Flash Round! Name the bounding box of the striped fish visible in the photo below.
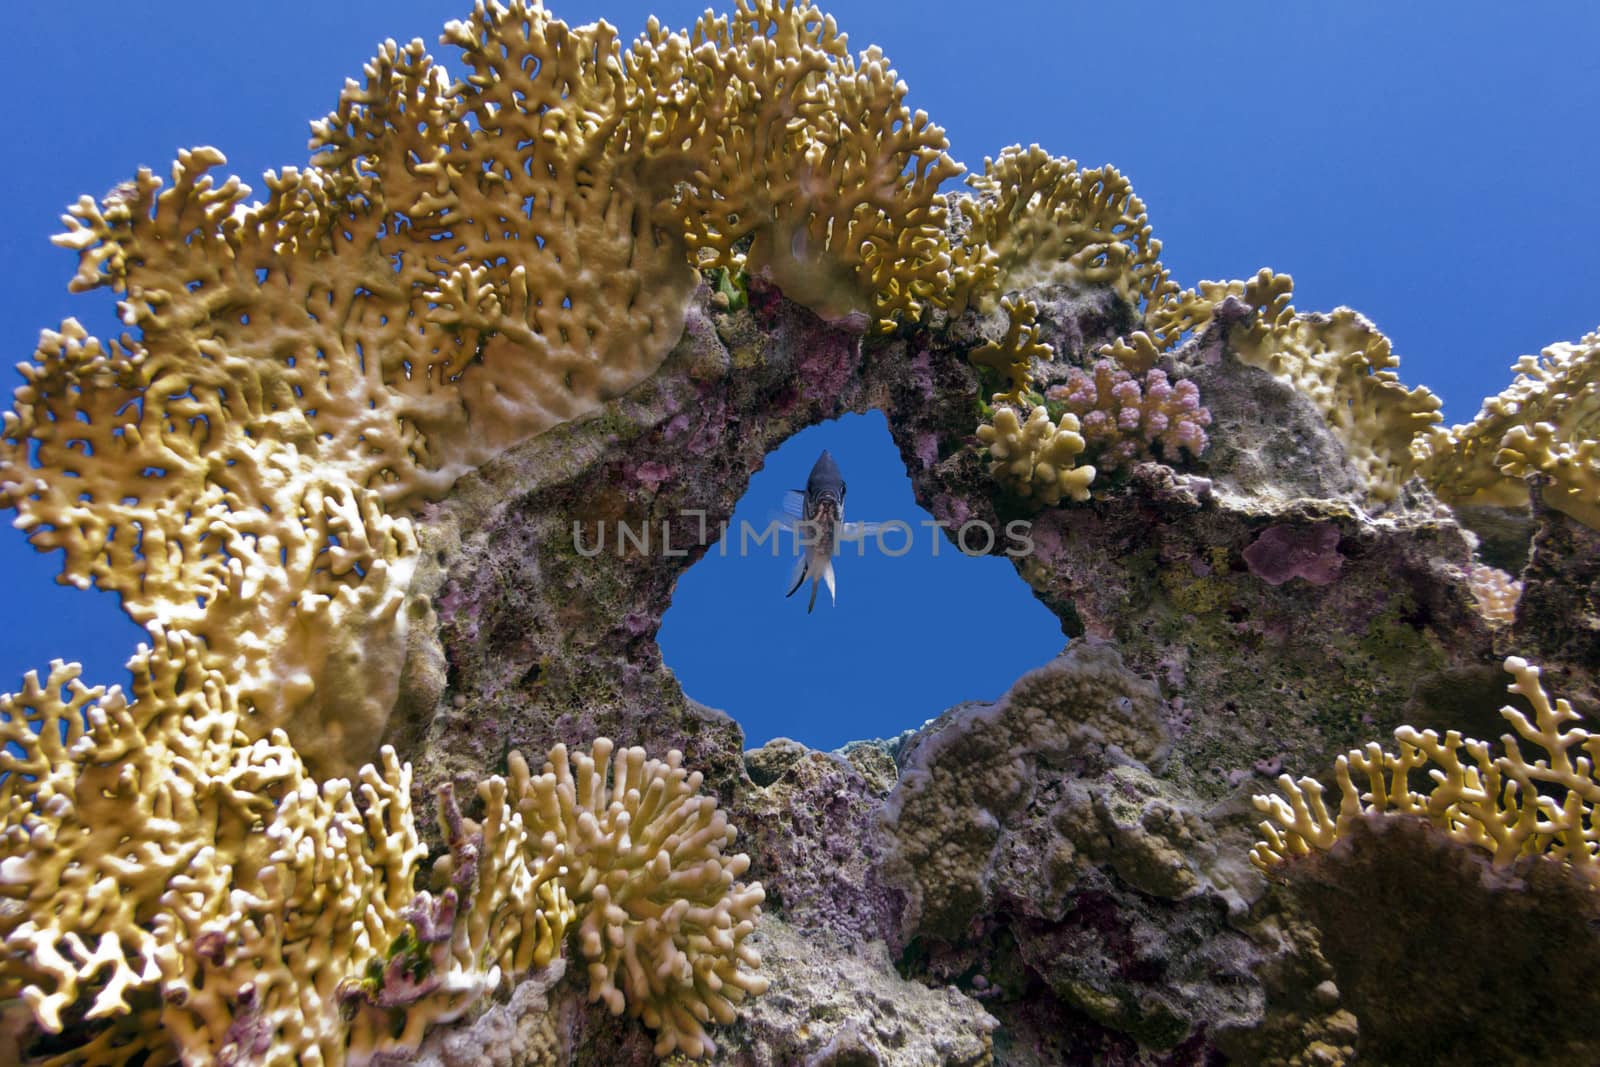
[779,450,881,613]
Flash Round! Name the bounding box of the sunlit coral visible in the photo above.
[951,144,1175,317]
[0,628,575,1066]
[627,0,962,329]
[1142,272,1441,501]
[0,644,752,1064]
[1251,657,1600,879]
[1417,326,1600,530]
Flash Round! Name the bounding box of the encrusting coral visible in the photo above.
[1251,656,1599,878]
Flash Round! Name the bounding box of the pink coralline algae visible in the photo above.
[1047,360,1211,471]
[632,461,673,492]
[1242,523,1345,586]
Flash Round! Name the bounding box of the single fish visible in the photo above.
[780,450,881,613]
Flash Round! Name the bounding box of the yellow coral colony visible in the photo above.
[2,0,963,777]
[0,628,570,1067]
[1250,657,1600,880]
[1148,270,1444,501]
[509,741,769,1059]
[1,0,1596,1060]
[950,144,1175,318]
[976,405,1096,505]
[630,4,962,329]
[1417,326,1600,529]
[969,294,1052,405]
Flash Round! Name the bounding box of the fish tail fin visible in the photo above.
[807,576,819,613]
[822,560,836,606]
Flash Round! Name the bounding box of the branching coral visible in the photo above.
[1144,268,1296,356]
[968,295,1052,405]
[0,627,556,1067]
[507,740,769,1059]
[1416,326,1600,530]
[976,404,1096,506]
[1140,271,1441,501]
[0,642,756,1065]
[950,144,1175,317]
[1251,656,1600,878]
[627,0,962,329]
[0,0,972,778]
[1047,359,1210,471]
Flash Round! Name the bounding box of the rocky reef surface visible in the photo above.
[384,271,1598,1065]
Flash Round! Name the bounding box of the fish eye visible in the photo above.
[840,482,847,500]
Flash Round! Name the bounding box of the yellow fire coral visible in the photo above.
[0,638,757,1064]
[1251,656,1599,879]
[968,295,1052,404]
[1416,326,1600,530]
[0,626,576,1067]
[1144,268,1296,355]
[627,0,962,330]
[1142,271,1441,501]
[951,144,1175,317]
[0,0,973,780]
[509,740,769,1059]
[976,404,1096,506]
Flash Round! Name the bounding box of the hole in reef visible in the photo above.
[658,410,1068,752]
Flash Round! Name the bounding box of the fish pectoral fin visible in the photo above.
[785,555,808,598]
[839,520,883,542]
[823,560,836,606]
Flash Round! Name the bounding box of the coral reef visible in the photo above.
[507,741,768,1058]
[974,405,1096,506]
[1252,656,1600,875]
[1419,326,1600,529]
[2,0,1597,1063]
[1047,359,1211,472]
